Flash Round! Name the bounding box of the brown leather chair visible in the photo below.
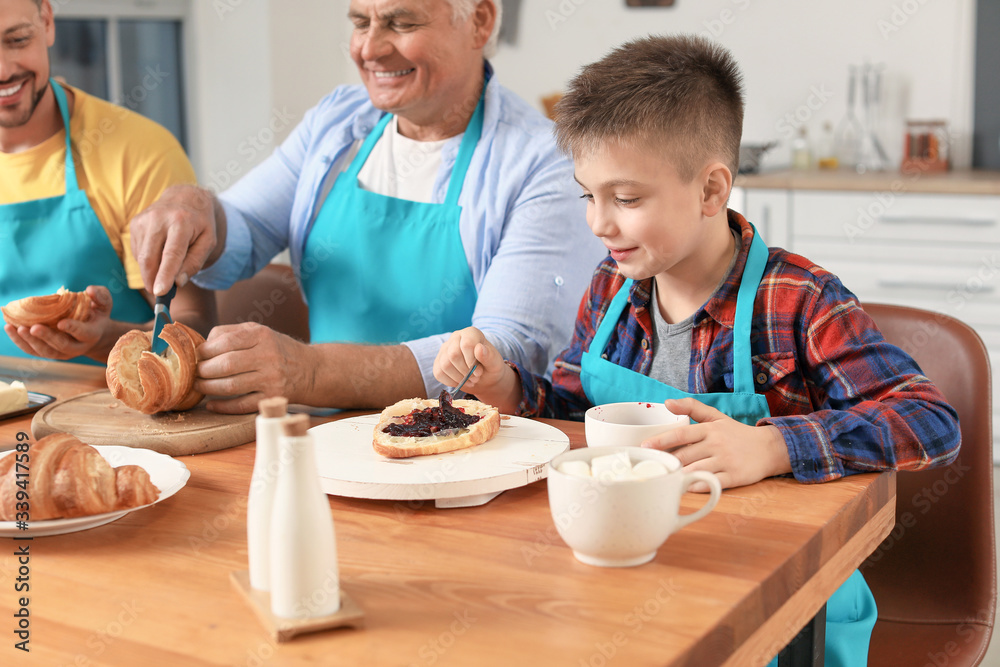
[860,303,996,665]
[215,263,310,342]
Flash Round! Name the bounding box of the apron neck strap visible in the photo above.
[589,278,634,357]
[345,113,391,180]
[345,76,489,206]
[731,225,768,394]
[50,79,80,194]
[589,224,768,395]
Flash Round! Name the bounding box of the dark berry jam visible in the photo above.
[382,390,482,438]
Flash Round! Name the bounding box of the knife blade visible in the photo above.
[150,284,177,356]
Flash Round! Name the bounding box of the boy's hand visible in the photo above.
[433,327,522,413]
[640,397,791,491]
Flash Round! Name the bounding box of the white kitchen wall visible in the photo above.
[487,0,976,170]
[190,0,977,180]
[187,0,273,189]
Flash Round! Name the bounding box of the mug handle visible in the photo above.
[675,471,722,530]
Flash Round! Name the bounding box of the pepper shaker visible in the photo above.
[269,414,340,619]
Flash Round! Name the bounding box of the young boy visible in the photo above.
[433,35,960,666]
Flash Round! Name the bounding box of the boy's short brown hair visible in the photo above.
[554,34,744,181]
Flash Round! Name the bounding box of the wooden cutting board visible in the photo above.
[31,389,256,455]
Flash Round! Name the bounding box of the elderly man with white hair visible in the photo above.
[130,0,605,413]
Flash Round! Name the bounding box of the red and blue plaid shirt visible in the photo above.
[512,211,960,483]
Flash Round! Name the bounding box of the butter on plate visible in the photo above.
[0,380,29,413]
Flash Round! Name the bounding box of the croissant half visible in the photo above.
[0,433,160,520]
[2,288,92,328]
[106,322,206,414]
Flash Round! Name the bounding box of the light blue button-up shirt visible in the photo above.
[195,68,607,396]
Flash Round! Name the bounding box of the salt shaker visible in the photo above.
[269,414,340,619]
[247,397,288,591]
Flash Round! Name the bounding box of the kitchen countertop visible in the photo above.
[735,168,1000,195]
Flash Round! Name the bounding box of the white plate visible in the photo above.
[310,414,570,508]
[0,445,190,537]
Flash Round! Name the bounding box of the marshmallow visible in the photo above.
[631,460,669,479]
[558,460,593,478]
[590,451,633,483]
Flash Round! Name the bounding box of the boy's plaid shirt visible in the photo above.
[511,211,960,483]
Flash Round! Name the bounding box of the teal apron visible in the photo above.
[580,227,877,666]
[301,89,483,344]
[0,80,153,365]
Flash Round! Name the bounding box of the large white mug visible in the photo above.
[547,447,721,567]
[585,401,689,448]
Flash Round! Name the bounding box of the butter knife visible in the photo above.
[150,284,177,356]
[450,362,479,397]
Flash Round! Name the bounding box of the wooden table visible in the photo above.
[0,358,895,666]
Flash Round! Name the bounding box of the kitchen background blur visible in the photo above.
[50,0,996,181]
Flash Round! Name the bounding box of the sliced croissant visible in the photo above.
[0,433,160,520]
[2,288,91,328]
[106,322,206,414]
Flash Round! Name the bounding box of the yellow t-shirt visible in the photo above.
[0,85,196,290]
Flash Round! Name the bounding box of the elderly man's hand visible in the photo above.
[131,185,222,297]
[194,322,316,414]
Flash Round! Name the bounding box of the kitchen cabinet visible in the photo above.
[735,169,1000,460]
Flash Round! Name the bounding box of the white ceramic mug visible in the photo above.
[547,447,721,567]
[585,402,689,448]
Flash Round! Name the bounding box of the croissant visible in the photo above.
[0,433,160,520]
[2,288,92,328]
[106,322,206,414]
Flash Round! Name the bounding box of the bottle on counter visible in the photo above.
[791,125,812,170]
[269,414,340,619]
[247,396,288,591]
[817,121,839,170]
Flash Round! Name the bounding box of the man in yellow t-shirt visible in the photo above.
[0,0,214,364]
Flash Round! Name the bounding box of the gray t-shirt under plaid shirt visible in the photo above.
[649,230,740,390]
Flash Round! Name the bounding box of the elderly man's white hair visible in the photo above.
[447,0,503,59]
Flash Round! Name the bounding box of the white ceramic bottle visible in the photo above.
[247,397,288,591]
[269,414,341,619]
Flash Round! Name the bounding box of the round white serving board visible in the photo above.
[310,414,570,508]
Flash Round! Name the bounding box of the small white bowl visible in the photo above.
[585,402,689,448]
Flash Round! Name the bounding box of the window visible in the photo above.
[50,1,189,150]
